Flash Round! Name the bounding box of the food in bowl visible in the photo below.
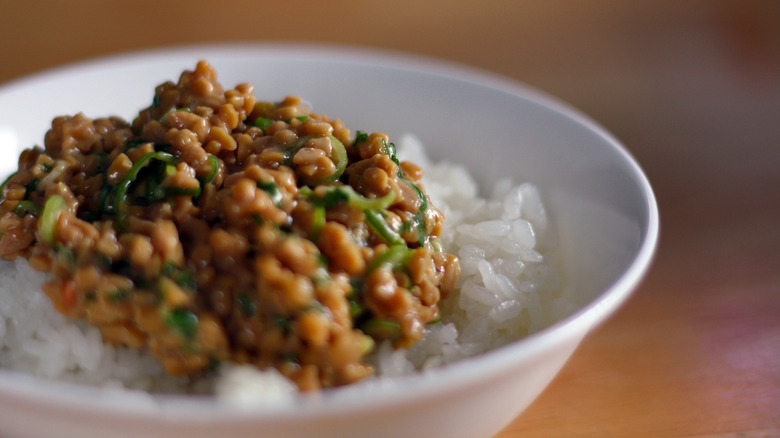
[0,61,569,395]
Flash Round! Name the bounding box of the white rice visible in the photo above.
[0,133,573,399]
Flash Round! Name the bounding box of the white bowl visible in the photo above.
[0,44,658,438]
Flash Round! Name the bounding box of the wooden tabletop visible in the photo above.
[1,1,778,436]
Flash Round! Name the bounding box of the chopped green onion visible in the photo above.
[295,115,310,122]
[162,262,197,290]
[429,237,443,253]
[257,180,282,206]
[284,135,348,186]
[353,131,368,146]
[114,151,176,232]
[365,209,405,246]
[304,301,328,313]
[275,316,292,334]
[201,155,219,185]
[406,180,429,246]
[98,184,114,214]
[307,185,395,210]
[253,117,274,130]
[328,135,348,183]
[349,189,394,210]
[349,297,367,321]
[39,195,68,245]
[310,204,326,241]
[166,308,199,339]
[237,294,256,317]
[24,178,39,193]
[360,318,402,340]
[282,135,309,166]
[366,244,413,274]
[358,333,375,355]
[107,289,131,302]
[281,352,299,363]
[13,200,41,217]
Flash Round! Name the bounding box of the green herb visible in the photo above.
[200,154,219,186]
[295,115,310,122]
[305,301,327,313]
[257,180,282,206]
[406,180,429,246]
[310,204,326,241]
[98,184,114,214]
[166,308,199,339]
[365,209,405,246]
[39,195,68,245]
[207,356,221,372]
[311,267,330,285]
[24,178,39,193]
[52,244,76,269]
[306,185,395,210]
[353,131,368,146]
[284,135,348,186]
[253,117,274,130]
[114,151,176,232]
[281,352,299,363]
[348,296,366,321]
[237,294,256,317]
[276,316,292,335]
[366,244,413,274]
[107,289,131,302]
[162,262,196,290]
[12,200,41,217]
[360,318,402,340]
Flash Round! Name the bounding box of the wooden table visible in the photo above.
[1,1,778,436]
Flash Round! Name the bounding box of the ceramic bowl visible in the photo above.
[0,44,658,438]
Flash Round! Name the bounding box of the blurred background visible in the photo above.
[1,1,778,436]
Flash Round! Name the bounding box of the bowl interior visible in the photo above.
[0,44,658,437]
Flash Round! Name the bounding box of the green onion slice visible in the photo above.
[366,244,413,273]
[310,204,326,242]
[253,117,274,130]
[360,318,402,340]
[115,151,176,232]
[166,308,199,340]
[284,135,348,186]
[201,154,219,185]
[365,209,405,246]
[39,195,68,245]
[257,180,283,207]
[304,185,395,210]
[13,200,41,217]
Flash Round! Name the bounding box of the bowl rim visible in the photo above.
[0,42,660,421]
